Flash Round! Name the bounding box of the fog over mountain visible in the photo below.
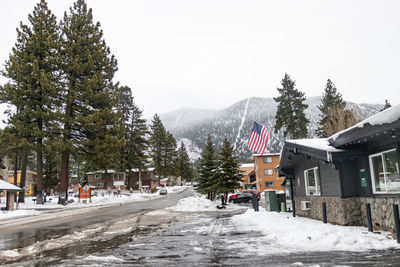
[160,97,383,161]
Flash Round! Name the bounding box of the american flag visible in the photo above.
[247,122,269,155]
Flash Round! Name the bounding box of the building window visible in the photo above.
[264,169,273,176]
[250,175,256,183]
[265,181,274,188]
[97,182,104,188]
[263,157,272,163]
[304,167,321,196]
[95,174,101,179]
[369,149,400,194]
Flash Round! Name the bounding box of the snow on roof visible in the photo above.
[252,153,280,157]
[239,163,254,168]
[331,104,400,140]
[130,168,155,172]
[286,138,344,152]
[86,170,119,175]
[0,179,23,191]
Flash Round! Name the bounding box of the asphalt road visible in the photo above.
[0,187,193,252]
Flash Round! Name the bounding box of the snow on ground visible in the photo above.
[0,209,39,221]
[0,186,188,219]
[230,208,400,254]
[171,193,244,212]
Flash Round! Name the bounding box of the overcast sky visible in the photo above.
[1,0,399,119]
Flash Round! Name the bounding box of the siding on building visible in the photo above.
[254,154,283,192]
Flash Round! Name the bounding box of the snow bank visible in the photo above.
[0,209,39,220]
[171,194,244,212]
[231,208,400,253]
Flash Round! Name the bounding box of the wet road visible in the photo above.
[0,188,192,252]
[2,190,400,266]
[52,209,400,267]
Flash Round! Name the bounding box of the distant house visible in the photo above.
[253,153,284,192]
[278,105,400,230]
[128,168,157,190]
[7,170,37,196]
[86,170,126,190]
[239,163,256,190]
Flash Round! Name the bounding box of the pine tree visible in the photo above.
[215,138,242,205]
[178,142,193,182]
[1,0,61,204]
[196,135,218,200]
[58,0,122,204]
[116,86,149,189]
[162,132,178,177]
[382,99,392,111]
[150,114,167,180]
[274,73,309,139]
[317,79,346,137]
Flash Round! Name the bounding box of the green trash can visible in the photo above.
[264,190,279,212]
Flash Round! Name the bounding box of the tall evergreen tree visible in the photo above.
[317,79,346,137]
[58,0,122,204]
[162,132,178,177]
[178,142,193,182]
[215,138,242,205]
[1,0,60,204]
[116,86,149,189]
[274,73,309,139]
[150,114,166,180]
[196,135,218,200]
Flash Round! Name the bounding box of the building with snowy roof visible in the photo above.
[278,105,400,231]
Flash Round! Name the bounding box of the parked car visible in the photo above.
[159,188,168,195]
[230,190,261,203]
[228,193,240,202]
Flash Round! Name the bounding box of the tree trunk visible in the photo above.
[59,98,72,205]
[13,152,18,202]
[59,151,69,205]
[138,170,142,190]
[18,152,28,203]
[36,136,43,204]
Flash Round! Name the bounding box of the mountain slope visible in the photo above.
[161,97,383,160]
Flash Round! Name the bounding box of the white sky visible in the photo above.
[1,0,400,119]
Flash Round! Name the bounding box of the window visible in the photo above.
[263,157,272,163]
[369,149,400,194]
[301,201,311,210]
[95,174,101,179]
[97,182,104,188]
[264,169,273,176]
[265,181,274,188]
[250,175,256,183]
[304,167,321,196]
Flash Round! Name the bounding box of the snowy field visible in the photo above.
[0,186,188,220]
[172,195,400,253]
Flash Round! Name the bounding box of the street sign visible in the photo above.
[113,181,124,186]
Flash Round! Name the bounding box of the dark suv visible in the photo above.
[230,190,261,203]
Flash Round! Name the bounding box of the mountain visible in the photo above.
[160,97,383,161]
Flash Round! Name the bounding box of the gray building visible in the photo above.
[278,105,400,231]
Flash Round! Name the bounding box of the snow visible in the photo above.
[84,255,124,263]
[171,194,244,212]
[0,209,39,220]
[286,138,344,152]
[234,98,250,150]
[0,179,22,191]
[331,104,400,140]
[230,208,400,253]
[239,163,254,168]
